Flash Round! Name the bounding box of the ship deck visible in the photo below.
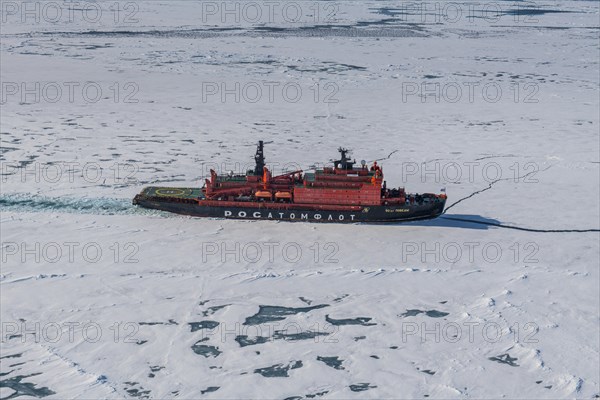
[140,187,204,200]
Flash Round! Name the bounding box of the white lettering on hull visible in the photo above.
[223,210,358,221]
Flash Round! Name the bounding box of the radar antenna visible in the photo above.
[334,147,355,170]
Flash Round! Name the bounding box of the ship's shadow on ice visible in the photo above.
[404,214,501,230]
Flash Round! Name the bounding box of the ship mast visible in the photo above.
[335,147,355,170]
[253,140,265,176]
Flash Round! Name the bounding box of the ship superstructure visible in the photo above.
[133,141,446,222]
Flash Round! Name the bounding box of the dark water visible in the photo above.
[36,22,427,39]
[235,329,328,347]
[235,335,270,347]
[349,383,377,392]
[191,342,222,358]
[273,330,329,341]
[254,361,303,377]
[188,321,219,332]
[317,356,344,370]
[488,353,519,367]
[399,309,449,318]
[502,8,574,16]
[123,382,151,399]
[325,315,376,326]
[244,304,329,325]
[138,319,178,326]
[147,366,164,378]
[0,354,22,360]
[202,304,230,317]
[0,374,55,399]
[288,62,366,74]
[306,390,329,398]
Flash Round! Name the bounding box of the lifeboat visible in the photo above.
[275,191,292,200]
[255,190,272,200]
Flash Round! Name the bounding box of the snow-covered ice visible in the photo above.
[1,0,599,398]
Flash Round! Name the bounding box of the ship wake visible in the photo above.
[0,193,163,216]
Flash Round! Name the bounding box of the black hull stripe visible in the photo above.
[134,199,446,223]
